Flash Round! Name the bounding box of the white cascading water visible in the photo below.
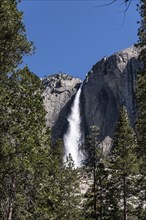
[63,84,84,168]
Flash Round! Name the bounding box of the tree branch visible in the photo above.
[95,0,118,8]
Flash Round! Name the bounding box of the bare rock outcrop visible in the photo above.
[82,46,141,143]
[43,73,81,140]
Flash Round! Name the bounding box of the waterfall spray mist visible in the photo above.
[63,84,84,168]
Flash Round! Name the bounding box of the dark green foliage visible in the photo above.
[0,67,52,219]
[35,152,83,220]
[0,0,33,73]
[83,109,139,220]
[136,0,146,157]
[0,1,83,219]
[109,106,139,220]
[57,154,83,220]
[0,0,35,218]
[136,0,146,161]
[135,1,146,218]
[83,126,110,220]
[137,0,146,49]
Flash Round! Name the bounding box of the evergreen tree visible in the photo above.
[135,1,146,218]
[108,106,139,220]
[0,1,84,219]
[30,140,64,220]
[83,126,110,220]
[136,0,146,160]
[0,0,32,74]
[0,67,52,219]
[33,144,83,220]
[0,1,55,218]
[57,154,84,220]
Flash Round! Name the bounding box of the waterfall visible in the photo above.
[63,84,84,168]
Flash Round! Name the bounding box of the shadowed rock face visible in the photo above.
[82,46,141,142]
[43,46,141,146]
[42,73,82,141]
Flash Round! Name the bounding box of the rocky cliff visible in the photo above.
[43,46,141,143]
[82,46,141,143]
[43,73,81,140]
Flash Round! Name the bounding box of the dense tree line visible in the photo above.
[0,1,82,219]
[82,106,144,219]
[83,0,146,219]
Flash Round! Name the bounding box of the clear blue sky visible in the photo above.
[19,0,139,80]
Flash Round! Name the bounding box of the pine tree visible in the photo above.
[32,143,83,220]
[57,154,84,220]
[0,1,54,218]
[108,106,139,220]
[0,1,82,219]
[30,140,64,220]
[136,0,146,161]
[135,1,146,218]
[83,126,110,220]
[0,0,32,74]
[0,67,52,219]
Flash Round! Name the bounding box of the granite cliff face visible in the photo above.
[43,46,141,143]
[82,46,141,144]
[43,73,81,140]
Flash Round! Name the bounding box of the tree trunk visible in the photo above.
[99,176,102,220]
[93,163,97,219]
[123,176,127,220]
[93,147,98,220]
[144,186,146,219]
[7,179,15,220]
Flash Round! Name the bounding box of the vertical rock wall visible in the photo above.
[82,46,141,141]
